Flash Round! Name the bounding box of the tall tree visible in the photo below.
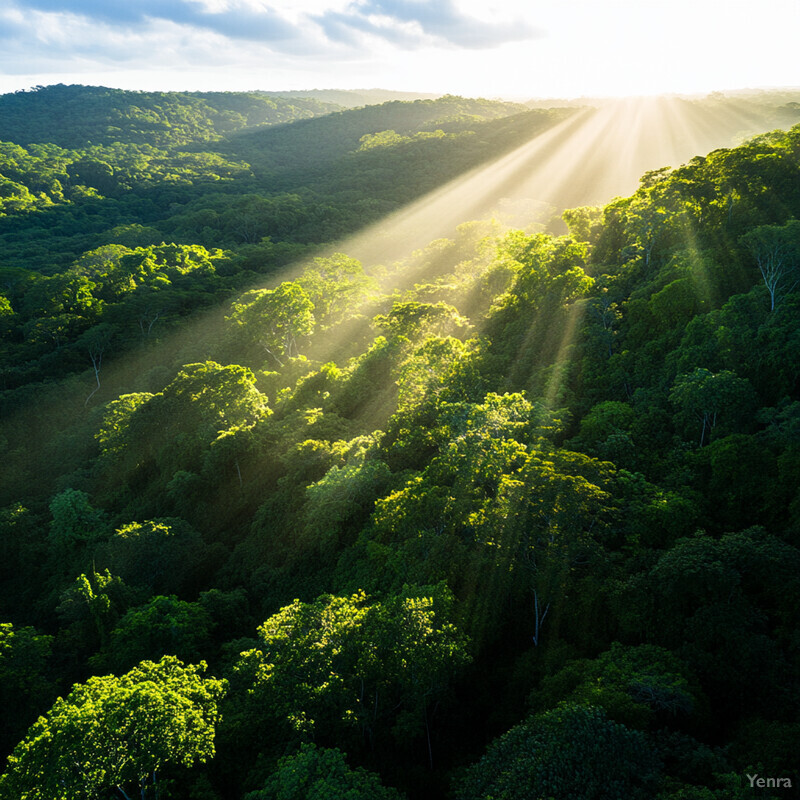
[0,656,226,800]
[455,704,660,800]
[227,282,315,367]
[244,743,406,800]
[741,220,800,311]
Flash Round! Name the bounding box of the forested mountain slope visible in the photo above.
[0,89,536,280]
[0,93,564,398]
[215,94,530,174]
[0,84,342,148]
[0,88,799,799]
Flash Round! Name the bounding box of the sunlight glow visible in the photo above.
[339,95,772,276]
[5,94,786,433]
[3,0,798,97]
[247,94,780,413]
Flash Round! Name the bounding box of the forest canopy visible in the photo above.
[1,84,799,800]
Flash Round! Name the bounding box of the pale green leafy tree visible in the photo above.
[297,253,376,328]
[0,656,227,800]
[374,301,470,343]
[227,282,315,367]
[232,586,469,759]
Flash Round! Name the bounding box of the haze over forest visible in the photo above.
[0,3,800,799]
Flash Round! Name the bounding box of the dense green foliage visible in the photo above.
[1,84,799,799]
[0,84,338,148]
[455,704,661,800]
[244,743,405,800]
[0,656,226,799]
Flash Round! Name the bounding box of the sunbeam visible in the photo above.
[3,6,800,791]
[2,91,794,486]
[296,94,779,397]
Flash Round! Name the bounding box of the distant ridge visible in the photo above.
[259,88,441,108]
[0,84,341,148]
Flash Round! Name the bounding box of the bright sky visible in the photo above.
[0,0,798,98]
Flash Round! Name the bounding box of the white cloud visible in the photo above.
[0,0,797,97]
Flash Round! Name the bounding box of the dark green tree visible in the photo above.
[244,743,405,800]
[455,704,661,800]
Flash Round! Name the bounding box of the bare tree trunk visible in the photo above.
[532,590,550,647]
[85,349,102,406]
[260,341,284,368]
